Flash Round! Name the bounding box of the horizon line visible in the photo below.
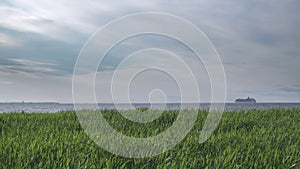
[1,101,300,104]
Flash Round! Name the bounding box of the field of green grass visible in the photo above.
[1,109,299,168]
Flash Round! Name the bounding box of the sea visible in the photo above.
[0,102,300,113]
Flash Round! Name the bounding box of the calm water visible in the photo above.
[0,103,300,113]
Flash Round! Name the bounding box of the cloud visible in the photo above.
[0,0,299,102]
[0,0,159,42]
[0,33,23,47]
[0,80,13,85]
[0,5,65,41]
[239,85,300,102]
[280,86,300,94]
[0,57,58,78]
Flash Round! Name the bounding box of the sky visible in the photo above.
[0,0,299,103]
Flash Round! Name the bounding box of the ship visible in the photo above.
[234,97,256,103]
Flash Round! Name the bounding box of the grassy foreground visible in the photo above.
[0,109,299,169]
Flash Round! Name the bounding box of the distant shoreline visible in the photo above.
[1,102,300,113]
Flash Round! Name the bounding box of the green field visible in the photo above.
[1,109,299,168]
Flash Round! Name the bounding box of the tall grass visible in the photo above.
[0,109,299,168]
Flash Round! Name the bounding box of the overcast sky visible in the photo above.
[0,0,299,103]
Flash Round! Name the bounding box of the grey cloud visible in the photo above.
[0,26,81,76]
[280,86,300,94]
[0,0,299,102]
[0,80,13,85]
[98,34,193,72]
[0,57,58,77]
